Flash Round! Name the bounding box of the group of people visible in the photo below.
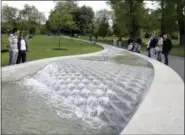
[8,28,28,65]
[126,33,172,65]
[127,37,142,53]
[7,28,172,66]
[147,34,172,65]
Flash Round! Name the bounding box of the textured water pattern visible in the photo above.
[15,58,153,134]
[2,45,154,134]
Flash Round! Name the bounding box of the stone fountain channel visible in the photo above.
[2,47,154,134]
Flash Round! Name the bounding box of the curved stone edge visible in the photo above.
[119,50,184,134]
[2,37,184,134]
[2,41,108,82]
[1,37,121,82]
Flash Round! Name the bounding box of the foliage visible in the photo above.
[97,16,109,38]
[109,0,146,38]
[2,5,19,32]
[48,1,94,35]
[2,4,46,35]
[76,5,94,34]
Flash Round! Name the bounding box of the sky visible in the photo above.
[2,1,159,20]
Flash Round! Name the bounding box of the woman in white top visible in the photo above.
[8,28,20,65]
[128,42,133,51]
[17,34,28,64]
[155,35,163,61]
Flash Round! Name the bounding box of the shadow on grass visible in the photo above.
[53,48,68,51]
[1,49,9,53]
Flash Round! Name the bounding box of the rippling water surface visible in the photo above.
[2,49,154,134]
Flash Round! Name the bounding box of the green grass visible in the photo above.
[2,34,9,51]
[1,35,103,66]
[79,36,184,57]
[171,45,185,57]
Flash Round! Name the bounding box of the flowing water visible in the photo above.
[2,49,154,134]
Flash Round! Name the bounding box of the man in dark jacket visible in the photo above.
[136,37,142,45]
[162,34,172,65]
[135,37,142,53]
[149,35,158,59]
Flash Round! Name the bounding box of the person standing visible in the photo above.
[8,28,20,65]
[17,34,28,64]
[133,42,140,53]
[127,39,134,51]
[134,37,142,53]
[162,34,172,65]
[149,34,158,59]
[146,35,153,57]
[155,35,163,61]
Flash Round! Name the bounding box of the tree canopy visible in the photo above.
[2,0,185,45]
[108,0,185,45]
[47,1,94,35]
[2,4,46,35]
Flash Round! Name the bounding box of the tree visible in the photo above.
[176,0,185,45]
[2,4,46,36]
[19,4,46,35]
[142,9,161,36]
[159,0,185,45]
[48,1,79,48]
[73,5,94,35]
[160,0,166,34]
[2,5,19,31]
[92,20,100,41]
[98,16,109,38]
[48,1,78,35]
[40,24,47,35]
[95,9,112,38]
[108,0,145,39]
[48,1,95,36]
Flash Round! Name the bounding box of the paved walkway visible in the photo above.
[143,52,184,81]
[168,55,184,81]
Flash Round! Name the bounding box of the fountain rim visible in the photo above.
[2,37,184,134]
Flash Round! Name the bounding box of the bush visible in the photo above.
[171,34,178,40]
[145,32,151,38]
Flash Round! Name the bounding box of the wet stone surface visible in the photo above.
[2,47,154,134]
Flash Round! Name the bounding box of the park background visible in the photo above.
[1,0,185,66]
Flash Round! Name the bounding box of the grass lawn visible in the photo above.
[170,45,185,57]
[1,35,103,66]
[79,36,184,57]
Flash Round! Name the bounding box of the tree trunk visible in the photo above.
[130,0,135,39]
[161,0,166,35]
[177,1,185,45]
[180,34,185,45]
[58,29,61,48]
[129,0,141,39]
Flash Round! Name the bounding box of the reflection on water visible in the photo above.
[81,55,152,68]
[80,50,153,68]
[2,48,154,135]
